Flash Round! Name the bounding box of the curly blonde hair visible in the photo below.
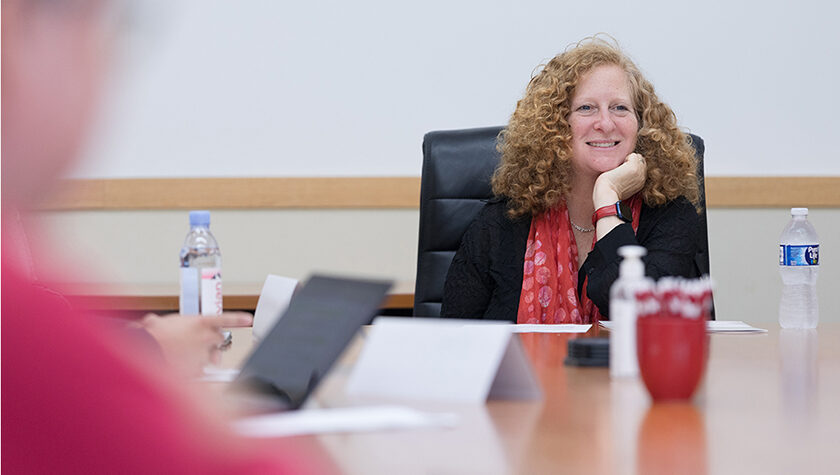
[492,37,700,217]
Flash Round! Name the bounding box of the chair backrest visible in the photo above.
[413,126,711,318]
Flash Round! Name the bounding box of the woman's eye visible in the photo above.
[612,105,631,113]
[576,105,594,114]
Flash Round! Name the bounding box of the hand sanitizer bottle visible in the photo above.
[609,245,653,378]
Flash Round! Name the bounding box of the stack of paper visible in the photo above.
[599,320,767,333]
[508,324,591,333]
[233,405,458,438]
[705,320,767,333]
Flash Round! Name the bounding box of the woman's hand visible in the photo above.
[140,312,253,378]
[593,153,647,208]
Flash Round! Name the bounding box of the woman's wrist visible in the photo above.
[595,215,622,239]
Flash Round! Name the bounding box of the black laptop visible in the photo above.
[231,274,392,412]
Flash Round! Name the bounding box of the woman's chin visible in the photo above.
[593,161,625,174]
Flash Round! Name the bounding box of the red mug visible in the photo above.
[637,316,707,401]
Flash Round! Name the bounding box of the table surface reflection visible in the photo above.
[219,323,840,474]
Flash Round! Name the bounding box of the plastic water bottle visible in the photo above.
[779,208,819,329]
[609,245,653,378]
[179,210,223,316]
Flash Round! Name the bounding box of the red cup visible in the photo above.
[637,316,707,401]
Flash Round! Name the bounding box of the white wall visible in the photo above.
[32,208,840,324]
[76,0,840,179]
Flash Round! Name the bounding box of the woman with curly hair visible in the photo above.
[442,37,703,323]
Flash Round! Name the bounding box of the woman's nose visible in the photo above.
[594,110,616,132]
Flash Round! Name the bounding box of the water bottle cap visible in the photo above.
[189,210,211,227]
[791,207,809,216]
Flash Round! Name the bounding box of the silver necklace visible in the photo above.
[570,218,595,233]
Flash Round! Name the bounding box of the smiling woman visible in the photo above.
[441,37,704,324]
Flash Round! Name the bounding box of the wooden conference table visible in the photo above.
[218,323,840,474]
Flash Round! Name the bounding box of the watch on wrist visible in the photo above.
[592,201,633,226]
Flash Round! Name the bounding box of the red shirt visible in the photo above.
[1,267,320,474]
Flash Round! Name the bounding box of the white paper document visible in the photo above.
[233,405,458,438]
[252,274,300,341]
[199,367,240,382]
[345,318,542,403]
[705,320,768,333]
[599,320,767,333]
[510,324,591,333]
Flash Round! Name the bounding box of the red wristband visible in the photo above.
[592,201,632,226]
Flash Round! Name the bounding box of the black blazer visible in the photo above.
[441,196,702,321]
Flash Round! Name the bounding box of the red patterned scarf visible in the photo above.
[517,195,642,324]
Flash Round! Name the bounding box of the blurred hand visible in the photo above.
[141,312,253,378]
[593,153,647,207]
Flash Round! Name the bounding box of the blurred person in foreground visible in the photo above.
[442,37,703,322]
[1,0,326,472]
[0,0,244,379]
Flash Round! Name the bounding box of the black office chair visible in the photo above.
[413,126,712,318]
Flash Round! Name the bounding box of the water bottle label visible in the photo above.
[179,268,200,315]
[779,244,819,266]
[200,267,223,316]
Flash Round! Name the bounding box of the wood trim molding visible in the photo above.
[40,177,422,210]
[39,176,840,210]
[705,177,840,208]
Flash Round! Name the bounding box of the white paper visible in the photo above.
[599,320,768,333]
[199,366,240,382]
[345,318,541,403]
[706,320,768,333]
[252,274,300,341]
[233,405,458,438]
[510,324,591,333]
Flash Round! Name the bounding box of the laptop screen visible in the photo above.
[233,275,392,410]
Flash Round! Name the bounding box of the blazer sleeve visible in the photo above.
[581,197,701,317]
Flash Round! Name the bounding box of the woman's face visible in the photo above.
[568,64,638,180]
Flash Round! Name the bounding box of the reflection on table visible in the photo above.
[217,323,840,474]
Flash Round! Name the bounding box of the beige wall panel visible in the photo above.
[31,210,421,287]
